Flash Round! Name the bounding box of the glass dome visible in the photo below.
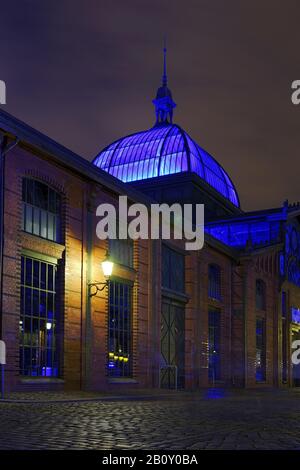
[93,123,240,207]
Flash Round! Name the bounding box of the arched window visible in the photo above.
[208,264,221,301]
[22,178,62,242]
[256,279,266,310]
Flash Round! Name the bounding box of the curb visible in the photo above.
[0,393,176,404]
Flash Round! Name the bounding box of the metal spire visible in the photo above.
[162,37,167,87]
[152,38,176,125]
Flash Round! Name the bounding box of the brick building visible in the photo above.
[0,62,299,393]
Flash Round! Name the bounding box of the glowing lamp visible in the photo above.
[88,252,114,297]
[101,259,114,278]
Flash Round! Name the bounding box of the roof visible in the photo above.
[93,123,240,207]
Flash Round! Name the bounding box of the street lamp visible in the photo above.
[88,253,114,297]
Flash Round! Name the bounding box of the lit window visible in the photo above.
[22,178,61,242]
[256,279,266,310]
[208,264,221,301]
[108,281,132,377]
[20,256,59,377]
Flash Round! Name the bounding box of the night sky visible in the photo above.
[1,0,300,211]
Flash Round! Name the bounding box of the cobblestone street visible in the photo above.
[0,389,300,450]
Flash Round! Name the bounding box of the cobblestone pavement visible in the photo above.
[1,389,300,450]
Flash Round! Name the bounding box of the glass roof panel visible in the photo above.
[93,124,239,207]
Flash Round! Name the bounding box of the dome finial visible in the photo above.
[152,38,176,125]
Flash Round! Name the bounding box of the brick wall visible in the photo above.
[0,138,290,393]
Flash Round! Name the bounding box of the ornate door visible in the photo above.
[160,300,185,389]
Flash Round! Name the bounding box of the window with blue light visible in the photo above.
[22,178,61,243]
[208,309,221,382]
[108,281,132,377]
[205,220,281,249]
[208,264,221,301]
[20,255,59,377]
[256,318,266,382]
[279,252,285,276]
[291,307,300,324]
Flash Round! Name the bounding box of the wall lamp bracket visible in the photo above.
[88,253,114,297]
[88,280,109,297]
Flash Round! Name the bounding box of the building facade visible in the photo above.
[0,62,299,393]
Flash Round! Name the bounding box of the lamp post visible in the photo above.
[88,254,114,297]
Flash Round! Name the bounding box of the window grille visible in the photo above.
[20,255,59,377]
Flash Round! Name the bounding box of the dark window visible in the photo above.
[162,245,185,292]
[256,318,266,382]
[108,281,132,377]
[256,279,266,310]
[282,291,287,318]
[20,256,59,377]
[22,178,61,242]
[208,309,221,381]
[281,291,288,382]
[208,264,221,301]
[282,319,287,383]
[109,239,133,267]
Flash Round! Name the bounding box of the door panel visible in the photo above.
[160,300,185,389]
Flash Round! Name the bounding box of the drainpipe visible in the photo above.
[230,260,234,386]
[243,263,248,388]
[0,134,19,340]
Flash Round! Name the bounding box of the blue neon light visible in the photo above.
[205,388,226,400]
[205,220,281,248]
[93,124,239,207]
[292,307,300,324]
[279,252,285,276]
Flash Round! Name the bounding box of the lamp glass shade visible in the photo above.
[102,260,114,277]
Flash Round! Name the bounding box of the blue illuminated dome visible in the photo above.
[93,47,240,208]
[94,124,239,207]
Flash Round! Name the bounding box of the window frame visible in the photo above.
[108,238,134,268]
[20,254,60,378]
[255,279,266,311]
[108,280,133,378]
[208,308,221,382]
[162,244,185,293]
[208,263,221,301]
[21,178,62,243]
[256,317,266,383]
